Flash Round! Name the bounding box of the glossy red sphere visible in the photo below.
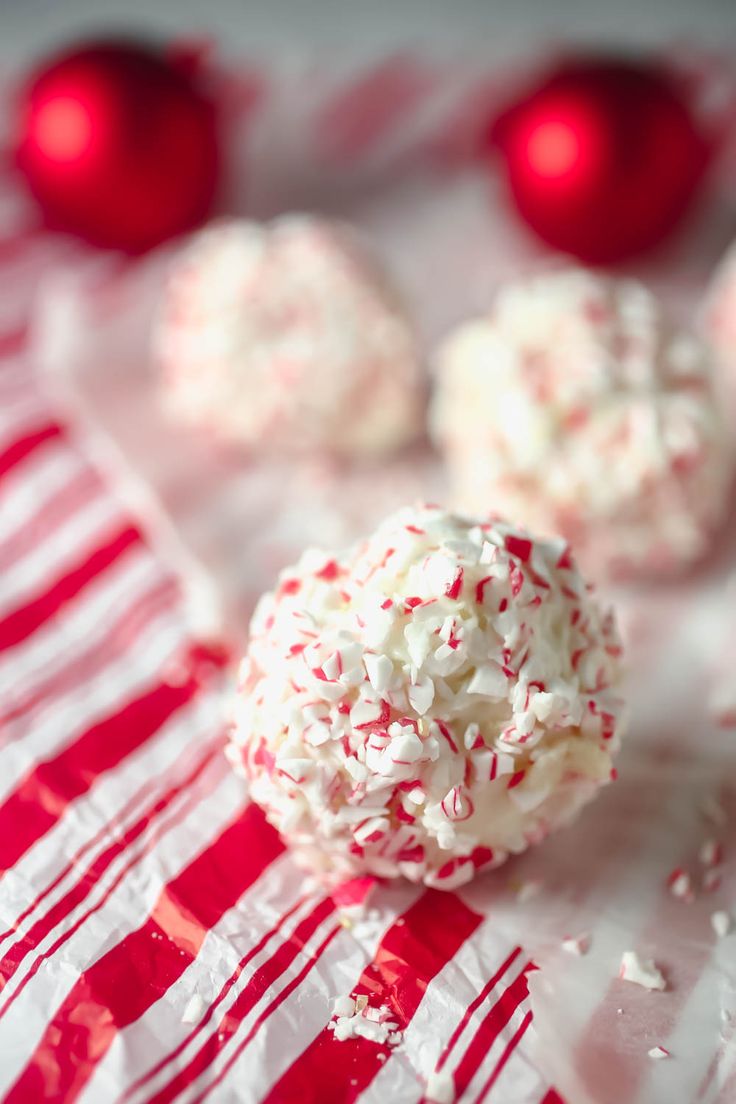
[15,40,220,252]
[491,58,710,264]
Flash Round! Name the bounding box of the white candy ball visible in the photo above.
[703,239,736,398]
[230,504,626,890]
[155,215,423,457]
[431,269,732,578]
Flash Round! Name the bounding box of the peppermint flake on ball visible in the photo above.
[230,505,626,888]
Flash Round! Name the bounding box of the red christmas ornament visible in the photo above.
[491,57,711,264]
[14,39,220,252]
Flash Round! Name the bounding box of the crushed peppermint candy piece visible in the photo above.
[711,911,733,938]
[619,952,666,991]
[699,839,723,867]
[156,215,423,459]
[231,504,626,888]
[515,879,544,903]
[181,993,205,1024]
[667,868,695,903]
[333,995,356,1018]
[329,998,403,1047]
[562,932,591,956]
[648,1046,670,1060]
[431,270,731,579]
[424,1068,455,1104]
[700,796,727,826]
[702,868,723,894]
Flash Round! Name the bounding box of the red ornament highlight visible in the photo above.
[15,39,220,252]
[490,57,711,264]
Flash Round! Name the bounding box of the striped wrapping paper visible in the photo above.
[0,297,557,1102]
[2,47,736,1104]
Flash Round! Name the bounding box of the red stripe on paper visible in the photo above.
[4,804,284,1104]
[0,465,101,573]
[451,965,534,1100]
[436,945,522,1071]
[0,737,225,1010]
[0,423,63,479]
[143,896,337,1104]
[0,651,208,874]
[263,889,483,1104]
[472,1009,533,1104]
[190,923,342,1104]
[0,326,29,358]
[317,56,434,161]
[0,671,194,946]
[0,573,177,731]
[540,1090,567,1104]
[0,523,140,653]
[124,894,308,1099]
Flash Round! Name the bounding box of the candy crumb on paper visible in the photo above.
[516,879,544,903]
[329,996,402,1046]
[562,932,591,955]
[425,1068,455,1104]
[667,868,695,902]
[711,911,732,938]
[619,951,666,990]
[648,1046,670,1060]
[702,868,723,893]
[181,993,205,1024]
[699,839,723,867]
[700,796,727,826]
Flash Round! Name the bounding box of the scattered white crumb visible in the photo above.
[648,1046,670,1060]
[516,879,543,903]
[619,951,666,991]
[712,911,732,938]
[562,932,591,956]
[702,868,723,893]
[333,996,356,1018]
[425,1068,454,1104]
[667,869,695,902]
[329,997,402,1047]
[700,796,727,827]
[699,839,723,867]
[617,1008,624,1016]
[181,993,205,1024]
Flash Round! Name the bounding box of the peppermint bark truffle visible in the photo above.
[431,270,731,578]
[230,505,626,890]
[155,215,423,456]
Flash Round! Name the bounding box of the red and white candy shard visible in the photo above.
[431,269,732,579]
[154,215,422,457]
[230,504,626,890]
[619,951,666,991]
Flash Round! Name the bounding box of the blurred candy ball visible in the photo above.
[14,39,219,252]
[431,269,732,579]
[703,239,736,376]
[155,215,423,457]
[491,57,710,264]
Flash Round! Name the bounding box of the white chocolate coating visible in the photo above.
[431,270,732,578]
[155,215,423,456]
[230,504,626,890]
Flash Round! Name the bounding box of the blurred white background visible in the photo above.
[0,0,735,66]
